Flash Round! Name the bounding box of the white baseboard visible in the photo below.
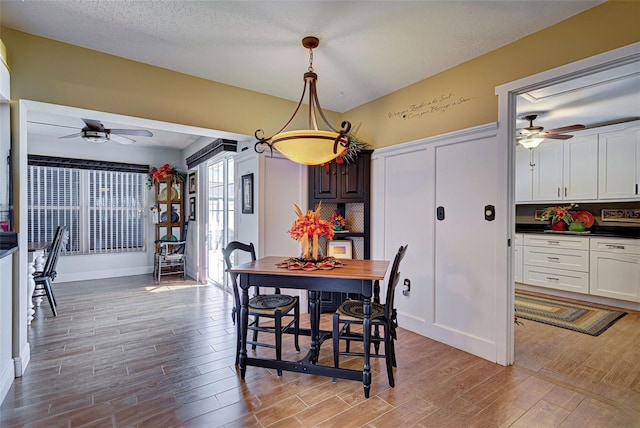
[56,266,153,283]
[0,357,15,404]
[13,341,30,377]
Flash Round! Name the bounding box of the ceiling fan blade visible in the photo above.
[82,118,104,131]
[544,134,573,140]
[583,117,640,130]
[544,124,585,134]
[109,129,154,137]
[59,132,82,139]
[109,134,136,145]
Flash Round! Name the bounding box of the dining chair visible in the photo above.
[332,244,408,387]
[222,241,300,375]
[32,225,69,316]
[154,221,188,284]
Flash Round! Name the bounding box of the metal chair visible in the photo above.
[32,225,69,316]
[223,241,300,375]
[332,244,408,387]
[154,221,188,284]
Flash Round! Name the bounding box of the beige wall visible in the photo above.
[1,1,639,148]
[347,0,640,147]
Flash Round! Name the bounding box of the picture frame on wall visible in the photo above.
[189,197,196,221]
[188,172,197,194]
[327,240,353,259]
[242,173,254,214]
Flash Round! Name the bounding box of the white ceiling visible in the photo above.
[3,0,639,149]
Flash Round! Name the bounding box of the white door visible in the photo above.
[374,125,504,363]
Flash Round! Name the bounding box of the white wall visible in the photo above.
[28,135,183,282]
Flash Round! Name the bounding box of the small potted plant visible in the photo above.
[540,204,575,231]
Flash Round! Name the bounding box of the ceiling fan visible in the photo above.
[59,118,153,145]
[516,114,585,149]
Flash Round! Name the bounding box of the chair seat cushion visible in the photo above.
[249,294,295,309]
[337,300,385,320]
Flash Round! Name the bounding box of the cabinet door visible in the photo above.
[563,134,598,200]
[532,140,563,201]
[312,162,338,200]
[590,252,640,302]
[340,160,365,200]
[514,244,523,282]
[598,127,640,199]
[515,145,533,202]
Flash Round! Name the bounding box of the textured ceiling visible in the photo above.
[1,0,604,112]
[4,0,638,149]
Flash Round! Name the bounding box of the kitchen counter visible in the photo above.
[516,224,640,239]
[0,232,18,259]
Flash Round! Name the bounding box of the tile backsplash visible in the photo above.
[516,202,640,227]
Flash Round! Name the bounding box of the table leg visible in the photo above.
[362,295,371,399]
[26,262,36,325]
[239,275,249,379]
[308,290,320,363]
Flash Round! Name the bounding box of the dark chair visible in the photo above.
[223,241,300,375]
[154,221,188,284]
[332,244,408,387]
[33,225,69,316]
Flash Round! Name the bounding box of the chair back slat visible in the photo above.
[384,244,408,319]
[41,226,67,277]
[222,241,257,318]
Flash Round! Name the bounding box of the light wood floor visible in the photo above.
[1,275,639,427]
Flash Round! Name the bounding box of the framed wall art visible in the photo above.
[327,240,353,259]
[189,197,196,221]
[242,173,254,214]
[188,172,197,194]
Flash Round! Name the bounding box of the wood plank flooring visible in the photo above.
[1,275,639,427]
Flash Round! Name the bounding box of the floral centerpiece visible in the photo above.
[540,204,575,231]
[330,210,347,231]
[146,164,187,189]
[288,202,334,261]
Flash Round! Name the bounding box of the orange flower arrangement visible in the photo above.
[146,164,186,189]
[540,204,575,225]
[288,203,334,260]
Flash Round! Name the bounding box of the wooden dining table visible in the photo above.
[229,256,390,398]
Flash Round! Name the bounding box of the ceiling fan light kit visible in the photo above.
[82,130,109,144]
[254,36,351,166]
[516,114,585,149]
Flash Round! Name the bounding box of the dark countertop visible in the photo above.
[516,223,640,239]
[0,232,18,259]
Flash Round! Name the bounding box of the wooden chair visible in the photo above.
[332,244,408,387]
[223,241,300,375]
[154,221,188,284]
[32,225,69,316]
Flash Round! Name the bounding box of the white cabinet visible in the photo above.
[598,127,640,200]
[522,234,589,294]
[590,237,640,302]
[514,233,523,282]
[532,140,564,201]
[515,146,533,202]
[563,135,599,200]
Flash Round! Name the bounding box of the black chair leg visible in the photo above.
[293,300,300,352]
[252,316,259,350]
[39,278,57,317]
[332,313,340,373]
[275,310,282,376]
[384,325,394,387]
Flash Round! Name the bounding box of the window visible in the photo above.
[28,164,146,254]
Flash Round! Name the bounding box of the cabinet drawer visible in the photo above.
[524,234,590,250]
[590,237,640,255]
[590,251,640,302]
[523,265,589,294]
[524,247,589,272]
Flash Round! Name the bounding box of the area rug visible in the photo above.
[514,291,627,336]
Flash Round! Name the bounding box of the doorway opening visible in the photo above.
[206,154,234,289]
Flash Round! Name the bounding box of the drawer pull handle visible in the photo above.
[547,257,560,261]
[546,277,559,282]
[547,241,560,245]
[605,245,625,250]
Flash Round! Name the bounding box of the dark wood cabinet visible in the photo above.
[308,150,372,312]
[312,155,368,201]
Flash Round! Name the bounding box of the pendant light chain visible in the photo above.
[308,45,314,73]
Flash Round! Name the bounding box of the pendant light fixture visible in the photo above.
[254,36,351,165]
